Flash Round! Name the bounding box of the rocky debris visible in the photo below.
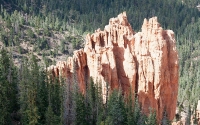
[172,100,200,125]
[197,100,200,125]
[47,12,179,123]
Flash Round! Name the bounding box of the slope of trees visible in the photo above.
[1,0,200,33]
[0,0,200,124]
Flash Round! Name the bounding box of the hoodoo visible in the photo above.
[48,12,179,122]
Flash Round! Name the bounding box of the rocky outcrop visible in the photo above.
[134,16,179,121]
[84,12,136,102]
[47,12,179,122]
[47,49,88,94]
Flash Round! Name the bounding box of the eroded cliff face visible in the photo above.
[47,49,88,94]
[47,12,179,122]
[134,16,179,121]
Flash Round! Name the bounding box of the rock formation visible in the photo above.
[47,49,88,94]
[47,12,179,122]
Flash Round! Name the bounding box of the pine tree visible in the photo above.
[125,90,134,125]
[45,75,62,125]
[89,78,97,124]
[36,70,48,124]
[63,77,71,125]
[45,105,58,125]
[106,89,127,125]
[75,92,88,125]
[71,59,78,124]
[19,55,40,125]
[0,49,18,124]
[86,78,104,125]
[126,93,145,125]
[19,57,30,124]
[146,108,157,125]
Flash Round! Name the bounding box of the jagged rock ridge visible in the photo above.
[47,12,179,122]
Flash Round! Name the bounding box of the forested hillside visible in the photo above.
[0,0,200,124]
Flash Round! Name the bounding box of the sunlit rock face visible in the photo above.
[48,12,179,123]
[133,16,179,122]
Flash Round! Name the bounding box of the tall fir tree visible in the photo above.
[0,49,18,124]
[19,55,40,125]
[106,89,127,125]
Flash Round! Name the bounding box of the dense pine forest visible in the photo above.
[0,0,200,124]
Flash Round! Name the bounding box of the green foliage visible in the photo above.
[37,37,49,50]
[72,38,76,49]
[18,55,40,125]
[9,0,198,34]
[36,71,48,124]
[44,27,51,37]
[27,28,35,38]
[106,89,127,125]
[126,95,146,125]
[87,78,104,125]
[74,92,89,125]
[45,105,59,125]
[18,55,63,124]
[146,109,157,125]
[0,49,18,124]
[60,39,66,53]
